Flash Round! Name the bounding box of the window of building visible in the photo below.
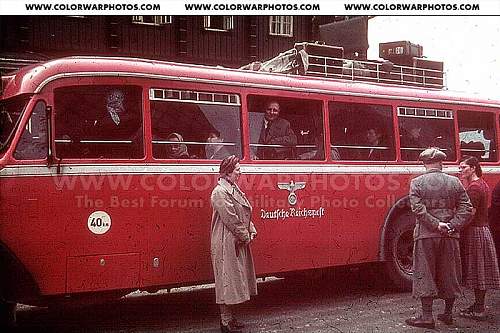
[329,102,395,161]
[132,16,172,25]
[203,16,234,31]
[398,107,456,161]
[248,95,324,160]
[457,110,497,161]
[14,100,47,160]
[54,85,143,159]
[269,16,293,37]
[150,88,241,160]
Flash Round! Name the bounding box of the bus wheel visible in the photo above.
[0,300,16,330]
[385,211,415,291]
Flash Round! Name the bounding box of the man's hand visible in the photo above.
[438,222,455,235]
[438,222,449,234]
[446,223,457,235]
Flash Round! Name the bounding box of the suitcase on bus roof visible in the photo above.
[379,41,423,60]
[294,42,344,76]
[413,57,444,88]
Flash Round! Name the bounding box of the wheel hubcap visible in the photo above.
[395,230,414,275]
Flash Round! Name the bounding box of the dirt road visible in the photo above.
[13,267,500,332]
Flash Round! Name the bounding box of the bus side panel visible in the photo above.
[243,172,333,273]
[55,173,149,293]
[0,176,67,295]
[144,173,215,287]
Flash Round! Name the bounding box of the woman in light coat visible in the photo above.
[210,155,257,333]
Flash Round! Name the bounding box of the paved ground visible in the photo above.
[13,266,500,332]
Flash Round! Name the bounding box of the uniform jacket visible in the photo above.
[257,117,297,159]
[210,178,257,305]
[409,168,472,240]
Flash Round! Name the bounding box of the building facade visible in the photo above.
[0,15,368,73]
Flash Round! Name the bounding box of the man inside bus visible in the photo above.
[205,129,230,160]
[256,100,297,160]
[365,127,389,160]
[95,88,142,158]
[406,147,472,329]
[401,125,426,160]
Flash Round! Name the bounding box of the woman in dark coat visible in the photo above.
[459,156,500,319]
[210,155,257,333]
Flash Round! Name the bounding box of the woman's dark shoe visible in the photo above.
[220,320,242,333]
[405,316,436,329]
[230,319,245,329]
[437,313,453,325]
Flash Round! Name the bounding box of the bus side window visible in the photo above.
[54,85,143,159]
[248,95,324,160]
[398,107,456,162]
[328,101,395,161]
[150,88,242,160]
[13,100,47,160]
[457,110,497,161]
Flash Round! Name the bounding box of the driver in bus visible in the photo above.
[256,101,297,160]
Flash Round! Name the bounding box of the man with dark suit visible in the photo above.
[206,130,231,160]
[401,125,426,161]
[365,127,390,161]
[256,101,297,160]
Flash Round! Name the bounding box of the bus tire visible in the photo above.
[0,300,16,330]
[384,210,415,291]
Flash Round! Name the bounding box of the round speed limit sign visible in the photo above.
[88,211,112,235]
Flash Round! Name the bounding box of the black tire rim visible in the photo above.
[394,229,414,275]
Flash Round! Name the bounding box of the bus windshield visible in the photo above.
[0,96,29,151]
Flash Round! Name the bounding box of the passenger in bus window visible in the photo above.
[106,89,125,126]
[256,101,297,160]
[406,148,472,329]
[165,132,190,159]
[86,88,142,158]
[401,126,425,160]
[206,130,231,160]
[298,133,325,160]
[365,127,389,161]
[95,89,141,138]
[458,156,500,320]
[210,155,257,332]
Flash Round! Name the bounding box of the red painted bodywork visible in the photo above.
[1,57,500,304]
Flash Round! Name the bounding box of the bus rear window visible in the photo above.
[0,96,29,151]
[54,85,143,159]
[458,110,497,162]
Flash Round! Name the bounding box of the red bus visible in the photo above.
[1,56,499,322]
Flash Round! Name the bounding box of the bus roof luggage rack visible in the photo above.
[240,42,445,89]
